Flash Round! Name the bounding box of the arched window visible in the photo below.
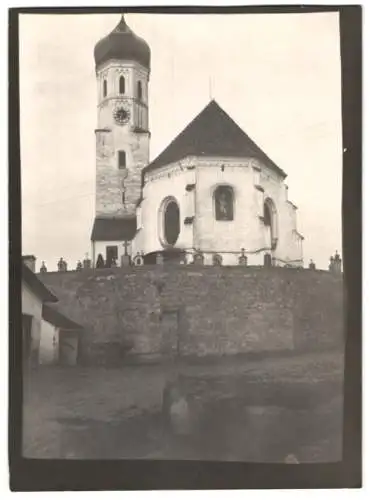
[263,198,278,251]
[159,197,180,247]
[103,79,107,98]
[119,76,125,94]
[214,185,234,221]
[264,202,272,226]
[137,81,143,100]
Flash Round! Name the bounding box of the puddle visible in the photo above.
[55,393,343,461]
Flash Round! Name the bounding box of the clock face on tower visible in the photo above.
[113,103,130,125]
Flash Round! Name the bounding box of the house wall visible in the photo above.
[39,320,59,365]
[22,282,43,363]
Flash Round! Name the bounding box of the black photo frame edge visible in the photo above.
[8,4,362,491]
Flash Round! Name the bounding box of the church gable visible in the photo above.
[143,99,286,178]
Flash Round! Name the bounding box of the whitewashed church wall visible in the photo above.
[22,282,43,360]
[131,157,303,265]
[195,163,263,254]
[137,166,194,255]
[259,163,303,266]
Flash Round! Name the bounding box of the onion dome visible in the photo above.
[94,15,150,70]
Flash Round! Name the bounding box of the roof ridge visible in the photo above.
[143,100,286,178]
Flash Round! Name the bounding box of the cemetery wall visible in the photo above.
[39,266,344,364]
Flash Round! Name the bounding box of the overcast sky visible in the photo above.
[20,12,342,271]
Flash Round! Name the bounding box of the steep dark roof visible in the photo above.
[143,100,286,178]
[90,217,137,242]
[42,304,83,331]
[22,263,58,303]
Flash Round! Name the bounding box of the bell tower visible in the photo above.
[94,15,150,217]
[91,15,150,264]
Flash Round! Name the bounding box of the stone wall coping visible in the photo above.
[37,266,343,280]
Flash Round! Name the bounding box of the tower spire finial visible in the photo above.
[113,13,129,33]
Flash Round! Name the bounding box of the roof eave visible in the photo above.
[143,154,287,180]
[22,265,58,303]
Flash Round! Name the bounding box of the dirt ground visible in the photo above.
[22,349,344,461]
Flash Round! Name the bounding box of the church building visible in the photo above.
[90,15,304,268]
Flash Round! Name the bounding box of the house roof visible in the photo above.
[42,304,83,331]
[90,217,137,242]
[22,254,36,261]
[22,263,58,303]
[142,99,287,178]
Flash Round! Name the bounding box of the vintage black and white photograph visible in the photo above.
[17,9,348,466]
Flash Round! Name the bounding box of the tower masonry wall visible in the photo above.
[39,267,344,364]
[95,60,150,217]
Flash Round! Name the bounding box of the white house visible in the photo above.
[22,256,58,365]
[40,305,83,365]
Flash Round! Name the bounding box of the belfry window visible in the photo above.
[137,81,143,100]
[214,185,234,221]
[103,79,107,98]
[119,76,125,94]
[118,151,126,169]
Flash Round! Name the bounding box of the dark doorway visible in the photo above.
[160,310,180,358]
[22,314,32,364]
[106,245,118,267]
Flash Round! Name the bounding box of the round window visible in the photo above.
[161,199,180,246]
